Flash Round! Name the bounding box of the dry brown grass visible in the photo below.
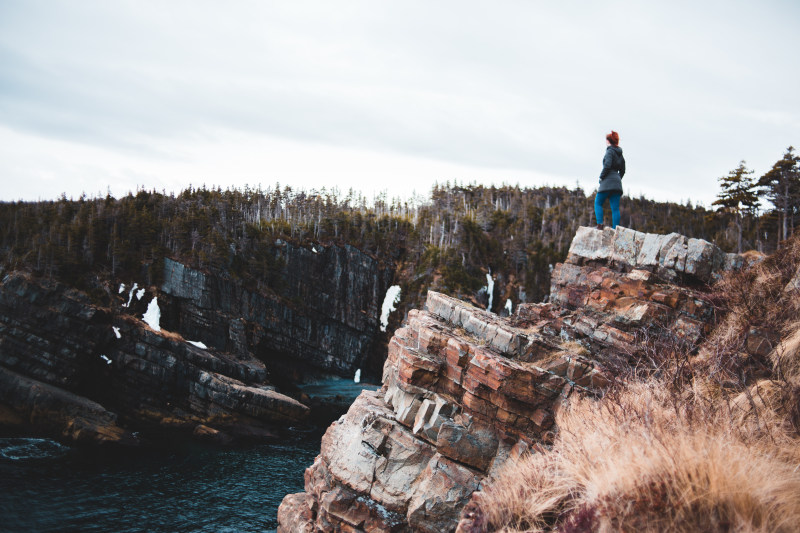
[771,322,800,383]
[559,340,590,357]
[463,237,800,533]
[704,236,800,384]
[474,381,800,533]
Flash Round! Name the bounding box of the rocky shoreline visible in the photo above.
[0,241,392,446]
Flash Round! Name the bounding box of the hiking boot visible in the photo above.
[595,224,604,230]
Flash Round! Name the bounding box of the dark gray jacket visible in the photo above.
[598,145,625,193]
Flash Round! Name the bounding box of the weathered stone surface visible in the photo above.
[426,292,529,357]
[407,454,482,533]
[567,226,615,262]
[567,226,738,283]
[436,420,498,471]
[610,227,647,266]
[277,493,315,533]
[279,227,742,533]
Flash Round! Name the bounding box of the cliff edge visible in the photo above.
[277,226,745,532]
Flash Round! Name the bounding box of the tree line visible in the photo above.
[0,150,797,317]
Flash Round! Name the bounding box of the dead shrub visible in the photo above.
[472,380,800,533]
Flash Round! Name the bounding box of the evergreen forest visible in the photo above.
[1,146,798,320]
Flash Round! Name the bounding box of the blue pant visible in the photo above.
[595,191,621,228]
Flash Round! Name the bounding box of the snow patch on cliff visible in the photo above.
[123,283,138,307]
[485,271,494,311]
[354,368,361,383]
[188,340,207,349]
[505,298,513,315]
[143,297,161,331]
[112,327,121,339]
[380,285,402,332]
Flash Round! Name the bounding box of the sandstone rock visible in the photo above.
[610,227,647,266]
[436,420,498,471]
[277,493,315,533]
[407,454,481,533]
[318,485,405,533]
[567,226,614,262]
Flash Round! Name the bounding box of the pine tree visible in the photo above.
[758,146,800,244]
[713,161,759,253]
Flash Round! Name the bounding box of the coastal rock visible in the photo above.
[160,241,393,379]
[279,227,742,532]
[0,241,392,444]
[0,367,131,444]
[0,272,308,444]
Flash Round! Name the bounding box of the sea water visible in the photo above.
[0,434,320,532]
[0,378,379,532]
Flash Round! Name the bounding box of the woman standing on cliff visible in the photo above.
[595,130,625,229]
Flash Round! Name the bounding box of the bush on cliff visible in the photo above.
[468,380,800,533]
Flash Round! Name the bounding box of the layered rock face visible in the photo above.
[160,241,393,379]
[0,273,303,444]
[0,241,392,444]
[278,226,741,532]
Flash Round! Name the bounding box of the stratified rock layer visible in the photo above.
[0,273,307,444]
[160,241,393,378]
[278,227,740,532]
[0,241,392,444]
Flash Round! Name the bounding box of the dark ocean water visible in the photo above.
[0,434,320,533]
[0,381,380,533]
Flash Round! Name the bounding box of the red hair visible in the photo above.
[606,131,620,146]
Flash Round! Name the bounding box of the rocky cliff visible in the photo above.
[0,241,392,445]
[277,226,745,532]
[159,241,394,382]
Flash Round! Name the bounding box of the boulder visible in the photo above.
[566,226,738,283]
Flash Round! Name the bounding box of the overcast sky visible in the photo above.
[1,1,797,206]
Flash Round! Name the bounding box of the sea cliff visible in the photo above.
[277,226,748,532]
[0,241,392,444]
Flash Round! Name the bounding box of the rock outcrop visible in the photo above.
[278,226,741,532]
[0,241,392,445]
[0,272,306,444]
[159,241,394,380]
